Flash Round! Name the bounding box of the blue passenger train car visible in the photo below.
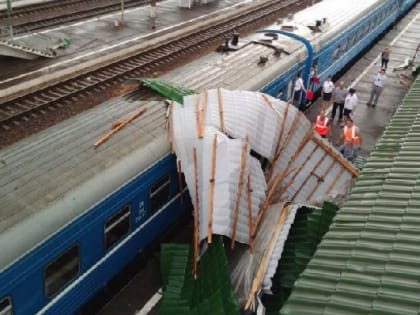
[0,0,417,314]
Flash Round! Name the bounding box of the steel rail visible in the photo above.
[0,0,147,34]
[0,0,308,131]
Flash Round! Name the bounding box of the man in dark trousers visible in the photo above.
[331,80,346,123]
[367,68,386,108]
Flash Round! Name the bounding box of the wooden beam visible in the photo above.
[252,167,296,236]
[325,167,345,195]
[194,94,200,138]
[246,174,254,253]
[168,101,175,153]
[192,147,199,278]
[217,88,225,132]
[93,106,147,148]
[177,159,184,205]
[306,159,336,200]
[272,111,302,166]
[231,137,249,249]
[311,135,359,177]
[199,89,208,138]
[284,145,319,189]
[207,133,218,243]
[245,204,290,310]
[291,151,328,201]
[266,103,290,182]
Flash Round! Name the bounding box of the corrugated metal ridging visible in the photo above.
[281,78,420,315]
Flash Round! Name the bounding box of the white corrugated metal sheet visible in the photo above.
[171,89,357,311]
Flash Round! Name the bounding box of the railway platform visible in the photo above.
[97,3,420,315]
[306,6,420,159]
[0,0,257,100]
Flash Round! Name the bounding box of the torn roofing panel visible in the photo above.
[171,89,356,247]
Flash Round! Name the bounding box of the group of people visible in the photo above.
[311,46,392,162]
[313,108,360,162]
[313,77,363,162]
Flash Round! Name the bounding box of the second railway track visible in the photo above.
[0,0,316,143]
[0,0,150,34]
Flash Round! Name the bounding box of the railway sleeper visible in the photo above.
[32,96,49,103]
[13,103,30,111]
[48,90,66,98]
[40,93,56,101]
[55,87,73,95]
[103,68,122,75]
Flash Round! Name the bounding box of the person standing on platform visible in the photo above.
[367,68,386,108]
[292,73,306,110]
[313,110,331,140]
[381,46,391,69]
[309,65,318,90]
[321,75,335,110]
[150,0,156,29]
[339,118,361,162]
[343,88,358,121]
[331,80,346,123]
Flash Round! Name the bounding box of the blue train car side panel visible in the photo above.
[1,154,190,315]
[261,1,403,101]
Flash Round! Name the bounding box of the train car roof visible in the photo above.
[163,0,383,91]
[0,93,169,269]
[0,0,385,269]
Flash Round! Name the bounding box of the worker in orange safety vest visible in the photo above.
[339,118,361,162]
[313,110,331,140]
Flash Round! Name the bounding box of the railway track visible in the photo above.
[0,0,314,137]
[0,0,148,34]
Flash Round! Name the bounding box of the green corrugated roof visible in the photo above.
[159,237,239,315]
[263,202,339,315]
[134,78,195,104]
[281,78,420,315]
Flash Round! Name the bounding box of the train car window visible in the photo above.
[357,28,364,41]
[333,45,341,61]
[104,205,131,250]
[150,175,171,213]
[45,244,80,298]
[390,3,396,14]
[287,80,293,101]
[0,297,13,315]
[349,33,356,47]
[341,39,348,53]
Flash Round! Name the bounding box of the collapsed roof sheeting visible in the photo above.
[170,88,357,309]
[231,203,301,307]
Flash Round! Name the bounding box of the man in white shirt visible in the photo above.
[321,75,335,110]
[343,88,358,120]
[293,73,306,110]
[367,68,386,107]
